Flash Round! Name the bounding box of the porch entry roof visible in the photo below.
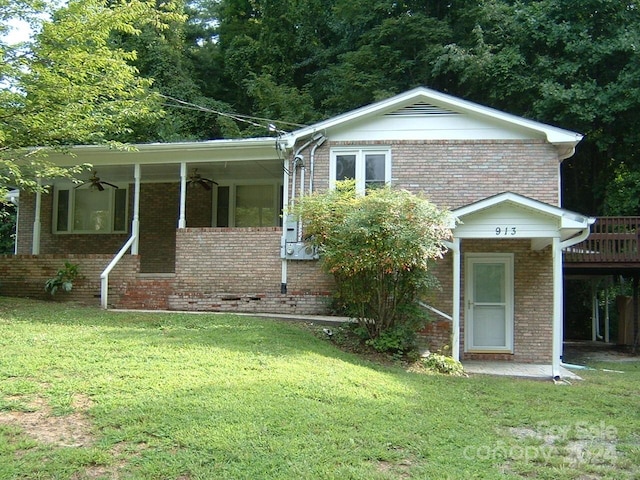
[451,192,596,249]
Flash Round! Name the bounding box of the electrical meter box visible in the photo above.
[281,215,318,260]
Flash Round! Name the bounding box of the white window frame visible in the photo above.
[212,181,282,228]
[330,147,392,195]
[52,185,129,234]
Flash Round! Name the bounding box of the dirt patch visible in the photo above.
[0,394,94,447]
[563,343,640,365]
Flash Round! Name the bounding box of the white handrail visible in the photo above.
[100,234,137,309]
[418,301,453,321]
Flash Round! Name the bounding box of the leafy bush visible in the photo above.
[44,261,79,295]
[295,182,452,355]
[421,353,466,376]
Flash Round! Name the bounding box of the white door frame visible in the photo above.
[464,253,514,353]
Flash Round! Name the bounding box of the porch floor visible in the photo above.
[462,361,582,381]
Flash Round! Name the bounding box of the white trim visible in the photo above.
[32,178,41,255]
[283,87,583,149]
[329,147,391,195]
[451,238,461,361]
[552,237,563,378]
[465,253,514,353]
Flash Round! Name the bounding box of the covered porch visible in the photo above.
[446,192,595,379]
[5,140,332,312]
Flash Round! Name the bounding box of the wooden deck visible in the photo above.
[564,217,640,273]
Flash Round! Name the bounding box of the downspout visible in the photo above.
[308,135,326,194]
[280,136,320,294]
[281,151,289,294]
[31,178,41,255]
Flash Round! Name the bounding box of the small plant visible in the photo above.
[421,351,466,376]
[44,261,79,295]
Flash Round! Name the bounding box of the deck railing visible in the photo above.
[564,217,640,263]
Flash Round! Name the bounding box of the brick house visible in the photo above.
[3,87,594,377]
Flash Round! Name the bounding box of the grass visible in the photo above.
[0,298,638,479]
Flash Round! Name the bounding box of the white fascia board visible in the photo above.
[282,87,583,149]
[453,192,595,230]
[45,138,279,166]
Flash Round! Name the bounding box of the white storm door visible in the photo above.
[465,254,514,353]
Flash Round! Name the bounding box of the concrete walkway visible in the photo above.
[463,361,582,381]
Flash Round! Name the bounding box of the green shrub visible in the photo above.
[295,182,452,356]
[421,352,466,376]
[44,261,79,296]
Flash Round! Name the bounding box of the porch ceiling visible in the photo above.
[52,160,283,185]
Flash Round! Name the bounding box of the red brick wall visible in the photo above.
[297,140,560,208]
[0,254,139,306]
[168,227,333,314]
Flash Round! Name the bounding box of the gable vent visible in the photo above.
[385,101,459,116]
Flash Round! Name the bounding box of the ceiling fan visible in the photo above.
[187,168,218,191]
[75,171,118,191]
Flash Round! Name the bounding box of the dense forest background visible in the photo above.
[2,0,639,217]
[108,0,638,217]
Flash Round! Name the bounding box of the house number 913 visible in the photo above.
[496,226,517,236]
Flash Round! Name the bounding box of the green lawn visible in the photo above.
[0,298,638,480]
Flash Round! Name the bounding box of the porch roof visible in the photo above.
[451,192,596,248]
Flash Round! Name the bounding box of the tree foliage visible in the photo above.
[296,182,452,353]
[0,0,183,200]
[3,0,639,217]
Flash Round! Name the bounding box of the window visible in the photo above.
[215,183,282,227]
[330,148,391,194]
[53,187,128,234]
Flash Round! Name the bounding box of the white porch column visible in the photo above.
[132,164,141,255]
[31,178,42,255]
[451,237,461,361]
[552,236,563,379]
[178,162,187,229]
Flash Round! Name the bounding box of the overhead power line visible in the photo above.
[158,94,309,134]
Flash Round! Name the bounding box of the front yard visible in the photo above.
[0,298,638,479]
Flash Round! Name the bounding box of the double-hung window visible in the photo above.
[330,148,391,194]
[53,186,128,234]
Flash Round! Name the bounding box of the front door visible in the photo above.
[465,254,514,353]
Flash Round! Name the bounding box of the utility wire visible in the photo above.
[159,94,309,134]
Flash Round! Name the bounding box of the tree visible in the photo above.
[431,0,640,215]
[296,182,452,354]
[0,0,184,201]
